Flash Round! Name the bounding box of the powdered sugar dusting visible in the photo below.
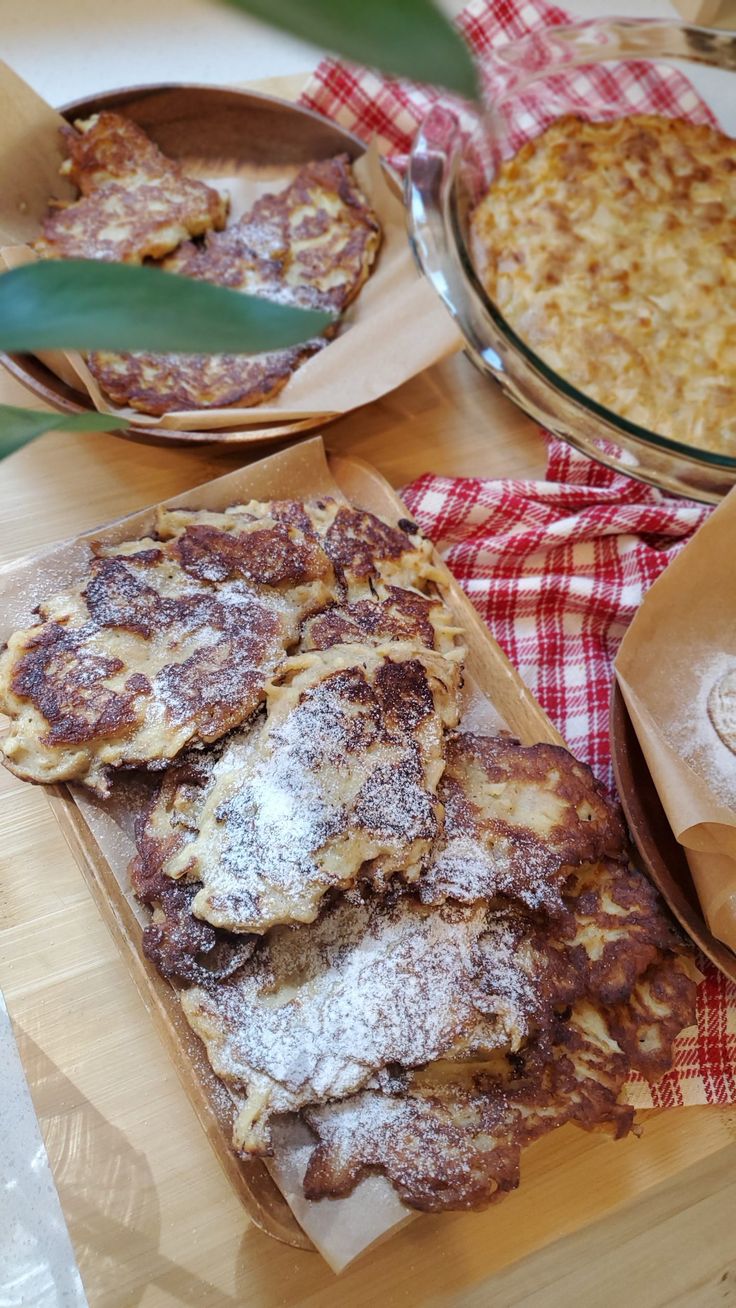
[421,785,561,914]
[664,650,736,811]
[175,653,442,931]
[181,894,536,1148]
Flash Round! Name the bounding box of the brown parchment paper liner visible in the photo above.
[615,486,736,953]
[0,61,462,433]
[0,436,553,1273]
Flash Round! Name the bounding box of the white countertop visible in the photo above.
[2,0,717,106]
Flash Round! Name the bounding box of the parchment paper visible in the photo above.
[0,436,523,1272]
[0,61,462,432]
[615,486,736,953]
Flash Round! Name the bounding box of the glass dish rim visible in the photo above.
[451,18,736,471]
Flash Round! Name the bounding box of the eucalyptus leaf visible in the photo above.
[226,0,481,101]
[0,404,129,459]
[0,261,334,354]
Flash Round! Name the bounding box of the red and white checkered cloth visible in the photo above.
[300,1,736,1104]
[404,446,736,1108]
[300,0,716,172]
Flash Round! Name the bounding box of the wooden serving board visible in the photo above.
[0,436,565,1260]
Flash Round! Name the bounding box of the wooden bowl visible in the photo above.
[610,680,736,981]
[0,83,371,447]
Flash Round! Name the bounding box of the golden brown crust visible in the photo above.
[36,112,228,263]
[0,503,337,793]
[251,156,380,309]
[9,621,148,748]
[606,957,698,1081]
[322,506,423,582]
[302,1001,635,1211]
[297,826,695,1212]
[85,153,381,414]
[302,587,438,652]
[558,859,682,1005]
[85,339,326,415]
[181,892,571,1153]
[301,952,695,1212]
[171,521,329,587]
[420,732,627,914]
[133,862,255,985]
[171,751,690,1162]
[137,638,462,936]
[470,113,736,455]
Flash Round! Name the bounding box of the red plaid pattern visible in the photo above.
[300,0,716,173]
[403,445,736,1107]
[300,1,736,1105]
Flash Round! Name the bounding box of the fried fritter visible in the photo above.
[306,501,440,590]
[157,498,438,594]
[86,154,381,414]
[35,112,228,263]
[174,787,686,1162]
[240,497,441,593]
[302,959,696,1212]
[302,582,462,658]
[606,957,699,1081]
[180,892,567,1153]
[0,505,336,794]
[169,711,691,1192]
[85,337,329,416]
[249,155,381,312]
[294,774,695,1213]
[558,859,682,1005]
[139,637,463,934]
[130,752,256,985]
[302,1001,632,1210]
[135,862,255,986]
[420,733,626,914]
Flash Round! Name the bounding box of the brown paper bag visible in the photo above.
[615,486,736,953]
[0,61,462,432]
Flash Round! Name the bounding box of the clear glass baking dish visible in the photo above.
[407,18,736,503]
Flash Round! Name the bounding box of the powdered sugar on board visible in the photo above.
[664,650,736,812]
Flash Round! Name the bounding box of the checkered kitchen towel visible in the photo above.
[300,0,716,172]
[300,1,736,1105]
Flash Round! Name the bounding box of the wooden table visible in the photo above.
[1,80,736,1308]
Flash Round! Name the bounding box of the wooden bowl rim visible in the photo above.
[610,679,736,980]
[0,81,374,446]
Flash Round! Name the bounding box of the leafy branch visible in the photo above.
[0,260,333,354]
[0,405,130,458]
[225,0,480,101]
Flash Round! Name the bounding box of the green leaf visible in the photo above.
[0,261,334,354]
[0,404,129,459]
[226,0,480,102]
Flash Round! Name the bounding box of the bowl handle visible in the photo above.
[406,106,508,382]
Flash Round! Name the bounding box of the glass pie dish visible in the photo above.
[407,18,736,503]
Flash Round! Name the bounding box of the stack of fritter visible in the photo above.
[34,113,382,413]
[0,497,697,1214]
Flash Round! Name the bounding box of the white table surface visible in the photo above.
[2,0,721,107]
